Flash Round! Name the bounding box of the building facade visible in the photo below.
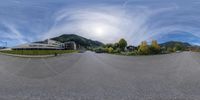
[12,39,64,50]
[12,39,78,50]
[12,39,77,50]
[64,41,77,50]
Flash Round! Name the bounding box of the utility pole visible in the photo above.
[5,42,7,47]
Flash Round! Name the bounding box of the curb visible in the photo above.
[0,52,56,58]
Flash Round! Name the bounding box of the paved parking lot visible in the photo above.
[0,51,199,100]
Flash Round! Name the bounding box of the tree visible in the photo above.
[108,47,114,53]
[138,41,150,55]
[150,40,161,54]
[113,43,119,49]
[118,38,127,51]
[173,44,184,51]
[167,47,174,53]
[104,43,113,48]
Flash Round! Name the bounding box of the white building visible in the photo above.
[12,39,78,50]
[12,39,64,50]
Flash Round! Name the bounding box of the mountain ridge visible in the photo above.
[159,41,192,47]
[51,34,104,48]
[36,34,199,49]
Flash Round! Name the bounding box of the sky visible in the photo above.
[0,0,200,47]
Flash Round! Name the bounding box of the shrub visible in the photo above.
[108,47,114,53]
[167,47,174,53]
[94,47,105,53]
[127,50,138,56]
[113,48,121,53]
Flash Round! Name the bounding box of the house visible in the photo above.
[126,45,137,51]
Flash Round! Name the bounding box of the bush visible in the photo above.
[113,48,121,53]
[94,47,105,53]
[173,44,184,51]
[103,47,109,53]
[149,46,161,54]
[108,47,114,53]
[127,50,138,56]
[167,47,174,53]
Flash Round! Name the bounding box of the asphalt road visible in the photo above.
[0,51,200,100]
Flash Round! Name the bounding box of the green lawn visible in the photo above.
[0,50,77,55]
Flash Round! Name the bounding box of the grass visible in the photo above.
[0,50,78,55]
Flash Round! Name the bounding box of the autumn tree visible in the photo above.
[138,41,150,55]
[150,40,161,54]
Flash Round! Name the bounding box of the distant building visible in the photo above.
[0,47,6,49]
[12,39,78,50]
[0,48,11,51]
[64,41,77,50]
[12,39,65,50]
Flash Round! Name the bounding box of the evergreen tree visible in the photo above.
[118,38,127,51]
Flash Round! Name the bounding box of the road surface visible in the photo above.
[0,51,200,100]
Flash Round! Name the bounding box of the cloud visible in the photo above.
[42,4,179,45]
[42,5,134,42]
[0,0,200,46]
[192,43,200,46]
[0,22,27,44]
[43,5,148,45]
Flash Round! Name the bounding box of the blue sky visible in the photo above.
[0,0,200,47]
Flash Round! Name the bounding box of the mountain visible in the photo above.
[159,41,192,51]
[160,41,191,48]
[51,34,104,48]
[0,47,6,49]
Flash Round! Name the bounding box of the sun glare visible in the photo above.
[94,27,104,36]
[80,22,111,38]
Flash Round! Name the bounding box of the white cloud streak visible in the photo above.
[1,0,200,46]
[1,22,27,44]
[42,4,179,45]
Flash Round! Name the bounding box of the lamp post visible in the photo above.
[5,42,7,48]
